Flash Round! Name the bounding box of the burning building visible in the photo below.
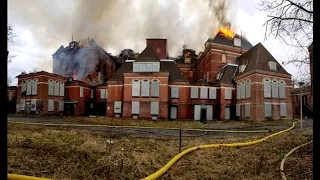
[52,38,117,86]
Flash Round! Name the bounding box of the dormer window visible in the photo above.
[239,65,246,73]
[267,61,277,70]
[217,73,223,80]
[133,62,160,73]
[234,38,241,47]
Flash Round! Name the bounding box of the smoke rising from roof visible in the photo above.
[9,0,236,71]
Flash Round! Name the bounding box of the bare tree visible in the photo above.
[260,0,313,74]
[8,24,17,63]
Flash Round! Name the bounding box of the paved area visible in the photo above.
[7,116,313,138]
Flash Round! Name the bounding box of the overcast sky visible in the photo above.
[8,0,302,86]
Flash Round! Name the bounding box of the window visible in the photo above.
[48,80,54,95]
[132,101,140,115]
[139,64,146,72]
[264,103,272,117]
[133,62,160,73]
[245,79,251,98]
[151,80,160,97]
[267,61,277,70]
[151,102,159,115]
[147,64,153,71]
[217,73,223,80]
[21,81,27,94]
[114,101,122,114]
[31,79,38,95]
[222,54,226,63]
[280,103,287,117]
[239,65,246,73]
[236,104,240,117]
[234,38,241,47]
[200,87,208,99]
[245,103,250,117]
[205,42,210,48]
[272,79,279,98]
[80,87,84,97]
[241,81,245,99]
[191,87,199,99]
[20,99,25,110]
[141,80,150,97]
[59,101,64,111]
[152,63,160,72]
[225,88,232,100]
[48,99,54,112]
[132,80,140,97]
[26,80,32,95]
[209,87,217,99]
[263,79,271,98]
[31,99,36,111]
[100,89,106,99]
[54,81,59,96]
[59,82,65,97]
[279,80,286,98]
[171,86,179,98]
[105,89,108,99]
[8,91,13,101]
[236,83,240,99]
[133,63,140,72]
[90,89,94,98]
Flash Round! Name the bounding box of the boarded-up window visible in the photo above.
[54,81,59,96]
[171,86,179,98]
[264,79,271,98]
[100,89,106,99]
[48,80,54,95]
[200,87,208,99]
[268,61,277,70]
[20,99,25,110]
[133,63,140,72]
[191,87,198,99]
[236,83,240,99]
[139,63,146,72]
[31,99,36,111]
[241,82,245,99]
[153,63,160,72]
[225,107,230,120]
[141,80,150,97]
[236,104,240,116]
[31,79,38,95]
[209,87,217,99]
[194,105,201,120]
[151,80,159,97]
[206,105,213,120]
[279,81,286,98]
[272,79,279,98]
[80,87,84,97]
[280,103,287,116]
[264,103,272,117]
[26,80,32,95]
[225,88,232,100]
[245,80,251,98]
[171,106,177,119]
[21,81,27,93]
[48,99,54,112]
[132,101,140,115]
[90,89,94,98]
[245,104,250,117]
[222,54,226,63]
[114,101,122,114]
[151,102,159,115]
[59,82,65,97]
[59,101,64,111]
[8,91,13,101]
[132,80,140,97]
[105,89,108,99]
[147,64,153,72]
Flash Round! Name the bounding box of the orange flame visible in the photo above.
[72,70,77,80]
[185,52,191,57]
[219,27,235,39]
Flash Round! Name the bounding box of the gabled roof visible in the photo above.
[211,64,238,84]
[135,46,160,62]
[206,32,253,51]
[235,43,290,76]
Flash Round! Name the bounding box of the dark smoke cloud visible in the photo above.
[9,0,235,72]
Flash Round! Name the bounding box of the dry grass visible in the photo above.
[8,124,312,180]
[61,116,293,130]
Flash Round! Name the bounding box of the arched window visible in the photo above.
[48,80,54,95]
[132,80,140,97]
[151,79,160,97]
[59,82,65,97]
[141,80,150,97]
[239,65,246,73]
[245,79,251,98]
[31,78,38,95]
[26,79,32,95]
[54,81,59,96]
[236,83,241,100]
[241,81,245,99]
[21,80,27,93]
[263,78,271,98]
[272,79,279,98]
[279,80,286,98]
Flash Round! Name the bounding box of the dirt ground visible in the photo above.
[7,123,312,180]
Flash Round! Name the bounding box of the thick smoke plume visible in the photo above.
[9,0,235,73]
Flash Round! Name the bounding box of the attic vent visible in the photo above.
[234,38,241,47]
[267,61,277,70]
[239,65,246,73]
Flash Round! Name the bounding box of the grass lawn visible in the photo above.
[60,116,293,130]
[8,124,312,180]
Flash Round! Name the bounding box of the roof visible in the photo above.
[211,64,238,84]
[292,86,312,94]
[206,32,253,51]
[235,43,290,76]
[16,71,69,80]
[109,61,187,83]
[135,46,160,62]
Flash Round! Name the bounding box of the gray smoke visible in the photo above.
[8,0,236,72]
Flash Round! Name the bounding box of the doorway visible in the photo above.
[200,108,207,121]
